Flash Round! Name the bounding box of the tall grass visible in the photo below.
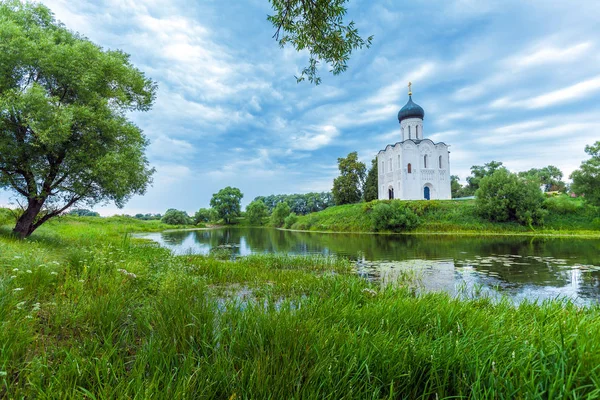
[1,217,600,398]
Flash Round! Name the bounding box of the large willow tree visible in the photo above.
[0,1,156,238]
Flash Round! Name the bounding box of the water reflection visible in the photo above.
[138,228,600,304]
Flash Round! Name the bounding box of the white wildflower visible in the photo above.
[26,270,32,274]
[10,275,16,279]
[12,268,18,272]
[13,288,23,292]
[78,279,84,283]
[32,303,41,312]
[16,301,26,309]
[13,256,21,259]
[512,351,515,359]
[50,272,58,276]
[117,269,137,279]
[361,288,377,297]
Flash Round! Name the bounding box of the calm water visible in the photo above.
[137,227,600,305]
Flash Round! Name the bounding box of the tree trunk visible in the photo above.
[12,199,45,239]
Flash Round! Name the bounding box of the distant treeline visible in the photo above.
[253,192,334,215]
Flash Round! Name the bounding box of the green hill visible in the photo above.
[290,198,600,236]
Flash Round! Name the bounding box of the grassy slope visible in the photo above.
[1,217,600,397]
[291,199,600,236]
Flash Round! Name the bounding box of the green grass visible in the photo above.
[2,217,600,398]
[291,198,600,236]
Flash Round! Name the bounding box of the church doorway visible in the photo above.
[424,186,430,200]
[388,186,394,200]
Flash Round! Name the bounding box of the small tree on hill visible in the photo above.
[332,152,366,205]
[570,142,600,206]
[0,2,156,238]
[246,200,269,225]
[363,158,378,202]
[270,202,290,227]
[161,209,192,225]
[476,168,546,226]
[210,187,243,224]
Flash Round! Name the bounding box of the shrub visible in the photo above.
[194,208,216,224]
[476,169,546,226]
[270,202,291,227]
[370,201,420,232]
[161,209,192,225]
[68,208,100,217]
[543,195,582,214]
[284,212,298,229]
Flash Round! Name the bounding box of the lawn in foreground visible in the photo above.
[1,217,600,399]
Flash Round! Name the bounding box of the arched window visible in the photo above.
[382,161,384,172]
[397,155,401,169]
[389,158,392,172]
[424,155,428,169]
[416,125,419,138]
[407,163,412,174]
[408,126,411,139]
[439,155,442,169]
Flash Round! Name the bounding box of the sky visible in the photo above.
[2,0,600,216]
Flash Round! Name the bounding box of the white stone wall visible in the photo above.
[377,139,451,201]
[400,118,423,141]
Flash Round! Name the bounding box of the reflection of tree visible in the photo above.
[160,231,190,246]
[162,227,600,292]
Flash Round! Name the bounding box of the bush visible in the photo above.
[370,201,420,232]
[270,202,291,227]
[543,195,582,214]
[284,212,298,229]
[161,209,192,225]
[476,169,546,226]
[194,208,216,224]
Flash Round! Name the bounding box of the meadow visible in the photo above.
[290,197,600,236]
[2,215,600,398]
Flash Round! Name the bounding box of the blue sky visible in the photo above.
[2,0,600,215]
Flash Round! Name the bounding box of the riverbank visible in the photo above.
[289,199,600,237]
[1,217,600,398]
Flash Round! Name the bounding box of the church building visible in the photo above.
[377,83,451,200]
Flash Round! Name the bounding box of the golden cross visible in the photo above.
[408,81,412,96]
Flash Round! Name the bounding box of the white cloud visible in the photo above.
[290,125,340,151]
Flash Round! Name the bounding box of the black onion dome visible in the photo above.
[398,95,425,123]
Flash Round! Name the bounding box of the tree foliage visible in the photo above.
[246,200,269,225]
[570,141,600,206]
[210,187,243,224]
[268,0,372,84]
[0,2,156,237]
[363,158,378,202]
[476,168,546,226]
[254,192,333,215]
[450,175,463,198]
[518,165,566,192]
[193,208,216,224]
[161,209,192,225]
[284,212,298,229]
[332,152,366,205]
[270,201,291,227]
[464,161,504,196]
[68,209,100,217]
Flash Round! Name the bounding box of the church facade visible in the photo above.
[377,85,451,200]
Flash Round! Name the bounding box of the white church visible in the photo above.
[377,83,451,200]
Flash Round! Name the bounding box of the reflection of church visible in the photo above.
[377,83,451,200]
